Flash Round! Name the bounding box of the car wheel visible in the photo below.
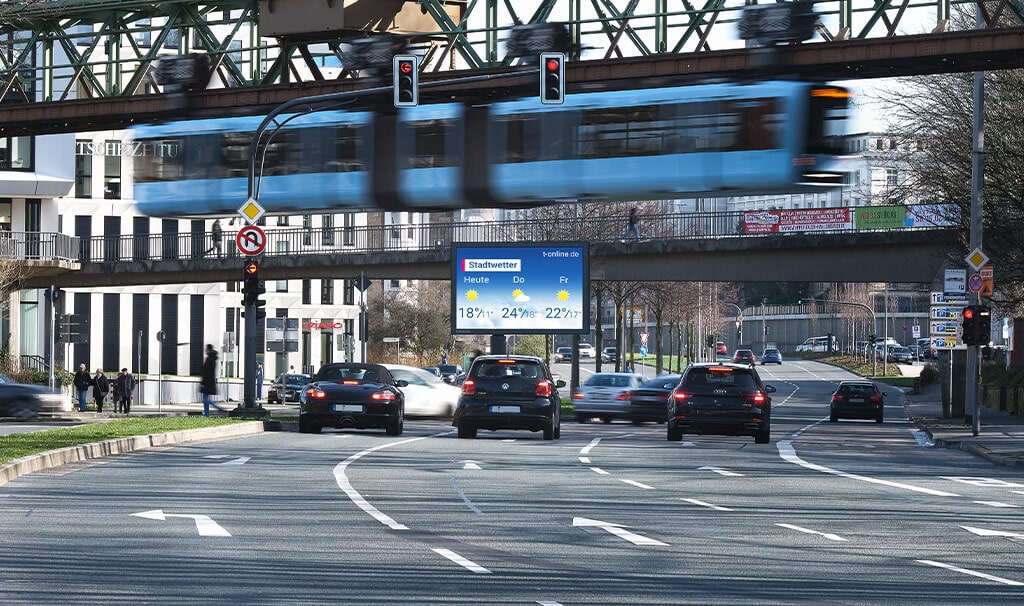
[554,423,561,439]
[9,399,39,420]
[457,423,477,439]
[298,416,321,434]
[754,423,770,444]
[385,416,404,436]
[543,421,554,440]
[876,413,884,424]
[667,425,683,441]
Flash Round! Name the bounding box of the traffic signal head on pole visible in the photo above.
[977,305,992,346]
[961,305,979,346]
[540,52,565,105]
[393,55,418,108]
[242,260,265,306]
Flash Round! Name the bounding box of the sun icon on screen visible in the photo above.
[466,290,479,301]
[512,288,524,299]
[557,290,570,301]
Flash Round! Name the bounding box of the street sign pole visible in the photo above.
[967,3,985,437]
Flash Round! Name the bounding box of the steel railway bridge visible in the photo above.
[1,0,1024,135]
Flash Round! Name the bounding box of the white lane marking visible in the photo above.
[459,460,481,470]
[1014,491,1024,496]
[573,517,668,546]
[333,434,435,531]
[777,440,961,497]
[203,455,249,464]
[699,466,743,477]
[579,457,591,464]
[961,525,1024,540]
[590,467,610,475]
[681,498,732,511]
[942,476,1024,488]
[619,479,655,490]
[973,501,1021,508]
[501,439,516,443]
[916,560,1024,586]
[432,548,492,574]
[131,510,231,537]
[580,437,601,455]
[776,523,847,542]
[676,441,697,447]
[451,479,484,516]
[537,602,564,606]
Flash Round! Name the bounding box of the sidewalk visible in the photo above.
[50,400,298,420]
[903,380,1024,467]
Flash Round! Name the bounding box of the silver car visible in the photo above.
[572,372,644,423]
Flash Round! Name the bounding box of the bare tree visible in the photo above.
[0,255,27,357]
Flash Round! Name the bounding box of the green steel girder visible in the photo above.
[1,0,1024,102]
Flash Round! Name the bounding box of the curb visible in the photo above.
[0,421,266,488]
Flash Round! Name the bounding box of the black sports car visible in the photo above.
[298,363,407,435]
[0,374,65,419]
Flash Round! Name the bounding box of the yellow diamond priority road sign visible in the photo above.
[966,248,989,272]
[238,197,266,225]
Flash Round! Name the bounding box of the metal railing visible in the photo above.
[0,232,79,262]
[73,208,951,264]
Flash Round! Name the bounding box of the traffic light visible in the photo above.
[977,305,992,345]
[961,306,978,346]
[705,334,714,348]
[764,325,770,336]
[393,55,418,108]
[540,52,565,105]
[242,260,265,307]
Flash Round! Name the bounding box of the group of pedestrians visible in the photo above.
[72,364,136,413]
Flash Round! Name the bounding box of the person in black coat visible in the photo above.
[92,369,110,413]
[114,368,137,414]
[200,345,225,416]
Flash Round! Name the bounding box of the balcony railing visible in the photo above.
[0,232,79,262]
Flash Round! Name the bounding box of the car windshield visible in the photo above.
[438,365,462,374]
[764,349,779,355]
[283,374,311,386]
[317,365,381,383]
[682,368,757,391]
[472,361,543,379]
[584,374,634,387]
[839,384,877,396]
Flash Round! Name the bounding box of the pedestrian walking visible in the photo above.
[200,344,225,416]
[73,363,92,412]
[92,369,110,413]
[256,362,264,400]
[621,206,641,242]
[114,368,137,415]
[206,219,223,257]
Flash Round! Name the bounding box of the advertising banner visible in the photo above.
[854,206,906,229]
[743,208,852,234]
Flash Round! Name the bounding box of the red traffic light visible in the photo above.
[546,58,560,72]
[244,260,259,276]
[963,307,975,320]
[399,60,413,74]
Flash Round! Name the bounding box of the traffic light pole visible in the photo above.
[967,4,985,437]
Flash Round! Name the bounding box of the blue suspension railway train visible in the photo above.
[130,80,851,217]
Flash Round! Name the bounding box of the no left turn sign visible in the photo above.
[236,225,267,256]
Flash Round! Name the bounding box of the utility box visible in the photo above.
[259,0,465,38]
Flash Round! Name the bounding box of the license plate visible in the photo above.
[490,406,520,413]
[333,404,364,413]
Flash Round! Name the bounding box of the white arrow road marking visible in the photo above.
[131,510,231,537]
[459,460,481,470]
[204,455,232,459]
[681,498,733,511]
[777,440,960,497]
[431,548,491,574]
[580,437,602,455]
[590,467,609,475]
[578,457,591,464]
[962,525,1024,540]
[917,560,1024,586]
[973,501,1020,508]
[619,479,655,490]
[699,466,743,477]
[573,517,668,546]
[776,523,847,542]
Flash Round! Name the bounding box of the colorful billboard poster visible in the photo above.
[743,208,852,234]
[452,242,590,334]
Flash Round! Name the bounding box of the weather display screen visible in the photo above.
[452,243,590,334]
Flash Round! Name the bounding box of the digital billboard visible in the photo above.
[452,243,590,334]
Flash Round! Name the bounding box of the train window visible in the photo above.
[329,125,364,172]
[494,113,541,164]
[719,99,782,152]
[134,138,184,183]
[674,101,723,152]
[222,132,249,178]
[577,105,671,159]
[806,86,850,155]
[409,119,457,168]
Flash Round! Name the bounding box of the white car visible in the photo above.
[383,364,462,417]
[577,343,597,358]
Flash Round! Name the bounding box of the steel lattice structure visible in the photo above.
[1,0,1022,102]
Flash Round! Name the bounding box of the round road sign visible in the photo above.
[968,272,983,293]
[236,225,267,256]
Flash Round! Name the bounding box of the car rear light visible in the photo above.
[750,392,766,404]
[343,380,360,385]
[308,388,327,400]
[371,391,396,401]
[870,395,882,403]
[461,379,476,395]
[616,390,631,401]
[832,394,843,402]
[572,391,585,399]
[671,391,689,402]
[535,381,552,397]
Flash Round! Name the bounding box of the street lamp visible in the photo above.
[724,302,743,346]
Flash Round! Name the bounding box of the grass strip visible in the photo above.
[0,417,244,466]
